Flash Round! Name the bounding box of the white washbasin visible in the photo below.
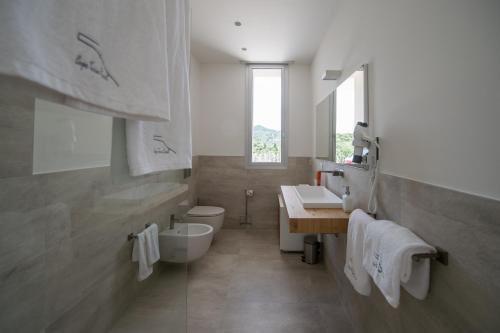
[293,185,343,208]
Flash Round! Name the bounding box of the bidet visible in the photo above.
[158,223,213,263]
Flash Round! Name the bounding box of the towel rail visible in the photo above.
[412,247,448,265]
[127,223,151,241]
[364,215,448,266]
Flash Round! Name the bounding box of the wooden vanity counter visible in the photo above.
[280,186,350,234]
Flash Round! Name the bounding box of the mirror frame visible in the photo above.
[314,93,335,161]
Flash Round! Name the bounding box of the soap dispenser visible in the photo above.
[342,186,353,213]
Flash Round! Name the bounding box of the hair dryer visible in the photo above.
[352,122,372,164]
[351,122,380,214]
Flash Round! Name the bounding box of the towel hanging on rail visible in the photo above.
[344,209,374,296]
[144,224,160,266]
[362,220,435,308]
[0,0,171,121]
[126,0,192,175]
[132,232,153,281]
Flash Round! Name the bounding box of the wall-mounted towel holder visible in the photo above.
[412,246,448,266]
[127,223,151,241]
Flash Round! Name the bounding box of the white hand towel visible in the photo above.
[344,209,375,296]
[401,257,432,301]
[144,224,160,266]
[362,220,435,308]
[126,0,192,176]
[131,232,153,281]
[0,0,171,121]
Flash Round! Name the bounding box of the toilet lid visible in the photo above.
[187,206,225,217]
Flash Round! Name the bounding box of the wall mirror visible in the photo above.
[315,64,369,167]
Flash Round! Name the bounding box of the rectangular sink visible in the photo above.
[293,185,343,208]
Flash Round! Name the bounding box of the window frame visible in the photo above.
[245,63,288,169]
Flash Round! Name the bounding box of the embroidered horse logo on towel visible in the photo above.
[75,32,119,87]
[372,252,384,278]
[153,135,176,154]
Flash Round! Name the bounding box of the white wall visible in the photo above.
[289,64,313,157]
[196,63,312,157]
[312,0,500,199]
[198,64,246,156]
[190,55,201,156]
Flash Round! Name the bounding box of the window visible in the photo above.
[246,64,288,168]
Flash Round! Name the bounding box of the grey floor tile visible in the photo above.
[188,253,239,278]
[107,229,353,333]
[317,303,355,333]
[218,302,327,333]
[107,306,186,333]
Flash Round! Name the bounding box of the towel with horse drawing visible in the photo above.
[126,0,192,175]
[0,0,172,121]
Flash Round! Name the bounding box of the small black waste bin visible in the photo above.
[302,235,320,264]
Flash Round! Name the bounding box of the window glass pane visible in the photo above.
[251,68,282,163]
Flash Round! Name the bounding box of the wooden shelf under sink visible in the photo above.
[280,186,350,234]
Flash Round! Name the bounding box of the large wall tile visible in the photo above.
[45,264,136,333]
[0,79,35,178]
[0,254,46,333]
[321,170,500,333]
[376,173,403,221]
[0,175,45,212]
[0,77,188,333]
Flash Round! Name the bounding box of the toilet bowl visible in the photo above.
[183,206,225,234]
[159,223,213,263]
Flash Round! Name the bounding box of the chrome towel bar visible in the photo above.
[127,223,151,241]
[412,247,448,265]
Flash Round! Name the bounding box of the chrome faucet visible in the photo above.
[332,169,344,177]
[170,214,182,229]
[320,168,344,177]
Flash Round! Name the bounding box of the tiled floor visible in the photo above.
[109,229,354,333]
[107,263,188,333]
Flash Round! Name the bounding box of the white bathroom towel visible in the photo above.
[0,0,171,121]
[362,220,435,308]
[131,233,153,281]
[344,209,375,296]
[144,224,160,266]
[126,0,192,176]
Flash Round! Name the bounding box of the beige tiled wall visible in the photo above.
[185,155,199,206]
[320,169,500,332]
[196,156,312,229]
[0,77,189,333]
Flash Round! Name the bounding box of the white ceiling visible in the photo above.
[190,0,337,64]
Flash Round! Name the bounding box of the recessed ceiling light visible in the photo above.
[241,47,247,51]
[234,21,242,27]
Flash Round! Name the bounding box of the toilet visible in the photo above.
[183,206,225,234]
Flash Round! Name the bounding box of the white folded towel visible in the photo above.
[144,224,160,266]
[0,0,171,121]
[344,209,374,296]
[362,220,435,308]
[131,232,153,281]
[126,0,192,176]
